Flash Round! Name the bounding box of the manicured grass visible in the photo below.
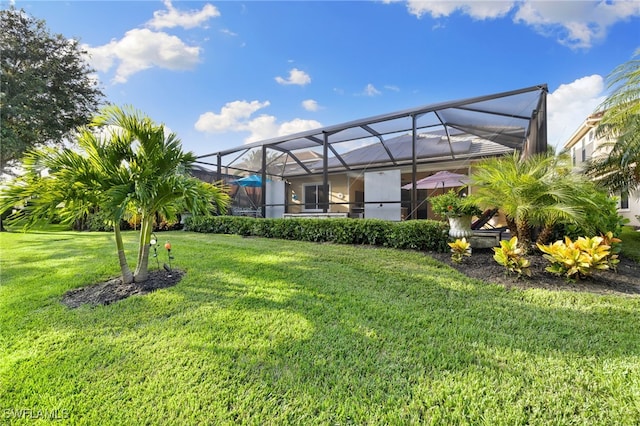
[621,225,640,261]
[2,229,640,424]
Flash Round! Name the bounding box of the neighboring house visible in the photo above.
[563,111,640,227]
[196,85,549,221]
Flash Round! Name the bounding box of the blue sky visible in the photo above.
[7,0,640,155]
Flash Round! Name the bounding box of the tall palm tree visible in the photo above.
[470,151,594,248]
[90,105,230,282]
[239,149,286,176]
[586,49,640,192]
[1,105,230,283]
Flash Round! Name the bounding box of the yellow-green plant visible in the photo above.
[601,231,622,271]
[493,236,531,277]
[448,238,472,263]
[537,235,617,280]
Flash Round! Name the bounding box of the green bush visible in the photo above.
[76,211,181,232]
[387,220,449,251]
[552,189,627,240]
[74,210,132,232]
[184,216,449,252]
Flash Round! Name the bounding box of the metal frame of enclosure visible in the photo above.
[196,84,548,219]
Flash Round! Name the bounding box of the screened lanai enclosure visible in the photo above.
[195,84,548,220]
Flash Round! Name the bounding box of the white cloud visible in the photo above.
[83,1,218,83]
[275,68,312,86]
[362,84,381,96]
[147,0,220,30]
[277,118,322,138]
[195,100,321,143]
[302,99,320,111]
[195,100,270,132]
[407,0,514,20]
[244,115,280,143]
[384,85,400,92]
[220,29,238,37]
[85,28,201,83]
[547,75,606,150]
[402,1,640,49]
[514,1,640,49]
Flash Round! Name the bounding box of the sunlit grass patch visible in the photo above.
[1,229,639,424]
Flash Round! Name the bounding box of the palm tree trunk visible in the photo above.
[135,212,147,270]
[114,223,133,284]
[515,218,532,252]
[536,224,554,246]
[506,216,517,237]
[134,214,153,282]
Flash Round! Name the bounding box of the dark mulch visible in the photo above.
[62,269,184,308]
[427,249,640,296]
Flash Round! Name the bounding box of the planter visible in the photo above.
[448,215,473,239]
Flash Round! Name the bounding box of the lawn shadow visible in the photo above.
[7,234,640,423]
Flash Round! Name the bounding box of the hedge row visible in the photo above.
[184,216,450,252]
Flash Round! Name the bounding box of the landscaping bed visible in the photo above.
[428,248,640,296]
[62,269,184,308]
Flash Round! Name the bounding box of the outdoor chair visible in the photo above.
[471,208,499,230]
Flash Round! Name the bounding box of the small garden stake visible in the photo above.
[164,241,174,274]
[149,233,160,270]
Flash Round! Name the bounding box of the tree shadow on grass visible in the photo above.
[10,239,640,423]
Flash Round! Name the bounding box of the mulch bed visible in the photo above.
[62,269,184,308]
[427,248,640,296]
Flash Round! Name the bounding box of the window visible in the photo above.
[304,184,328,211]
[581,139,586,162]
[620,191,629,210]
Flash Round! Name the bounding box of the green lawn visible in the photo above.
[2,229,640,425]
[621,225,640,261]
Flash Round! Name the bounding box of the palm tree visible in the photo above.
[586,49,640,192]
[239,149,286,176]
[470,151,594,248]
[91,105,230,282]
[527,155,600,244]
[1,105,230,283]
[1,127,137,282]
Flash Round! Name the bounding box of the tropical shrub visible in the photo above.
[551,187,626,241]
[448,238,471,263]
[586,49,640,194]
[537,235,619,281]
[492,236,531,277]
[601,231,623,271]
[471,151,598,249]
[430,189,482,217]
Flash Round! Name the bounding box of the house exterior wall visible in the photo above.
[287,175,350,215]
[563,112,640,227]
[619,190,640,227]
[285,162,479,219]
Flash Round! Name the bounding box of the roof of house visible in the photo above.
[563,110,605,150]
[196,84,548,178]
